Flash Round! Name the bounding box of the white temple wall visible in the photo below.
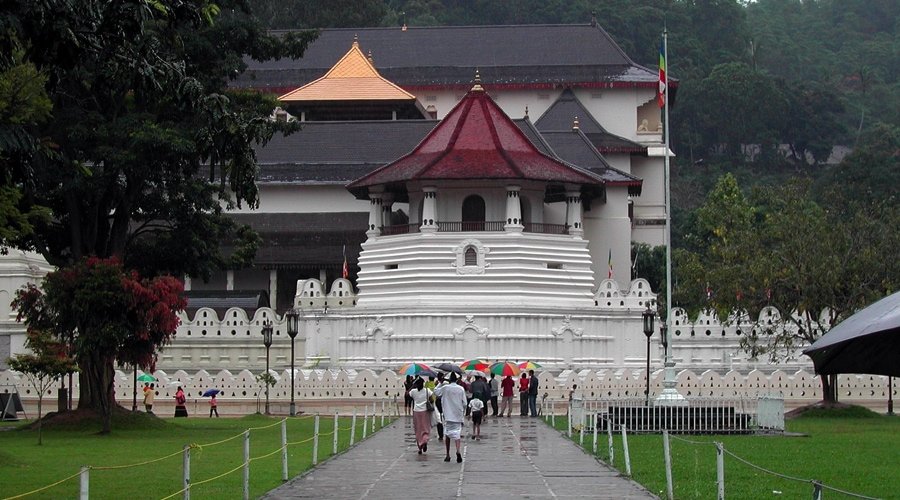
[572,88,655,141]
[0,251,52,369]
[231,184,370,214]
[583,186,633,288]
[416,89,560,122]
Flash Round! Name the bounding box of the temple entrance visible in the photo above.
[462,195,486,231]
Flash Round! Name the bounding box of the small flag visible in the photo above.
[342,245,349,279]
[607,249,613,279]
[658,38,667,108]
[705,282,712,301]
[766,287,772,302]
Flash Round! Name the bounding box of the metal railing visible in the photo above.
[379,221,571,235]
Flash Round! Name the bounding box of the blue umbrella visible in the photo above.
[202,389,221,397]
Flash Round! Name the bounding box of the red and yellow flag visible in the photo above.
[658,40,666,108]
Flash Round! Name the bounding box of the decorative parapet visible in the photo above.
[593,278,656,310]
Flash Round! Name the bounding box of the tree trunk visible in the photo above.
[37,396,43,445]
[77,351,116,433]
[820,374,838,403]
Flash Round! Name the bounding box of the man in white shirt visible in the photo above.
[434,372,468,463]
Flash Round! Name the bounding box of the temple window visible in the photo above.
[464,247,477,266]
[636,99,662,134]
[462,195,486,231]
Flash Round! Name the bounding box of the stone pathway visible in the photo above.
[263,414,657,499]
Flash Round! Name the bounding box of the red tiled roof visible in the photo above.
[347,85,605,194]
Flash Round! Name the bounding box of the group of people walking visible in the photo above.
[406,369,540,462]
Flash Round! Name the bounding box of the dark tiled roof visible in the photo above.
[256,119,557,183]
[227,213,368,267]
[535,89,646,154]
[540,130,642,196]
[184,290,269,313]
[347,87,606,199]
[236,24,658,92]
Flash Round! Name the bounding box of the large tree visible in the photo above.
[14,257,186,433]
[676,173,899,401]
[1,0,315,418]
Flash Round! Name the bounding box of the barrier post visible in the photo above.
[592,413,598,454]
[579,411,585,447]
[362,406,368,439]
[567,406,572,437]
[333,412,339,455]
[551,407,555,427]
[621,424,631,476]
[281,420,288,482]
[312,414,320,465]
[663,430,673,500]
[381,400,386,427]
[812,480,823,500]
[350,410,357,446]
[79,466,89,500]
[242,430,250,500]
[183,445,191,500]
[716,442,725,500]
[607,422,614,464]
[372,403,376,433]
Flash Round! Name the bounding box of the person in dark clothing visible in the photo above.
[470,373,490,421]
[527,369,539,417]
[489,373,500,416]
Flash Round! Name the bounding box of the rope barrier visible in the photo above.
[157,461,248,500]
[91,448,186,470]
[2,470,82,500]
[195,431,245,448]
[285,436,316,446]
[722,449,879,500]
[247,417,288,431]
[668,434,718,446]
[248,445,287,462]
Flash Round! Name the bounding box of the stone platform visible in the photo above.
[262,414,657,499]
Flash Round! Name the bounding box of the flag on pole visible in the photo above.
[705,282,712,301]
[607,249,613,279]
[342,245,349,279]
[658,39,667,108]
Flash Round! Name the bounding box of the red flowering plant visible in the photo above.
[13,257,185,433]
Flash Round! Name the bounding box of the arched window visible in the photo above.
[462,195,485,231]
[464,246,477,266]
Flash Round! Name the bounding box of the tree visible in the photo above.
[7,330,77,444]
[677,174,899,402]
[13,257,186,433]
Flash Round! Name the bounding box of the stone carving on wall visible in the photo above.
[551,315,584,337]
[364,316,393,338]
[453,315,490,336]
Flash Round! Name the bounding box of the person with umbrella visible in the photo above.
[489,373,500,416]
[203,389,221,417]
[174,386,188,417]
[528,369,540,417]
[142,383,155,413]
[499,375,515,417]
[518,371,529,416]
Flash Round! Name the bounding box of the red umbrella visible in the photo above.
[460,359,490,371]
[489,361,521,377]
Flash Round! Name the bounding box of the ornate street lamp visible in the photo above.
[642,303,655,405]
[285,309,300,416]
[262,320,273,415]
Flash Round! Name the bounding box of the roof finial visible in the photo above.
[591,11,597,27]
[525,105,529,118]
[573,116,580,130]
[368,50,373,63]
[353,34,359,47]
[471,68,483,92]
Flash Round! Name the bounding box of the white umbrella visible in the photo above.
[167,380,184,387]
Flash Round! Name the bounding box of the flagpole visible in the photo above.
[658,27,684,405]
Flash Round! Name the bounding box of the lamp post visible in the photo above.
[642,304,655,405]
[262,320,273,415]
[285,309,299,416]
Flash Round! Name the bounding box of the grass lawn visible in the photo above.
[547,406,899,500]
[0,410,391,499]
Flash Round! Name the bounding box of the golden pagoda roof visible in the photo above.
[279,40,416,102]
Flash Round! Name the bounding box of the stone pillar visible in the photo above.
[420,187,438,234]
[183,275,192,291]
[504,185,524,233]
[565,190,584,238]
[381,194,394,229]
[226,270,234,291]
[268,269,277,310]
[366,192,384,238]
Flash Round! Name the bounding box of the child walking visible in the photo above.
[468,397,484,440]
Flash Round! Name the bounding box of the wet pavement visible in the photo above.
[262,414,657,499]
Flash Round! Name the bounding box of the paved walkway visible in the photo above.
[263,414,657,499]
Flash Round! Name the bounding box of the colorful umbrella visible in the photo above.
[137,374,156,382]
[518,361,542,371]
[398,362,436,377]
[489,361,521,377]
[459,359,490,371]
[202,388,221,397]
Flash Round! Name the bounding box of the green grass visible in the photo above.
[546,408,899,500]
[0,411,392,500]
